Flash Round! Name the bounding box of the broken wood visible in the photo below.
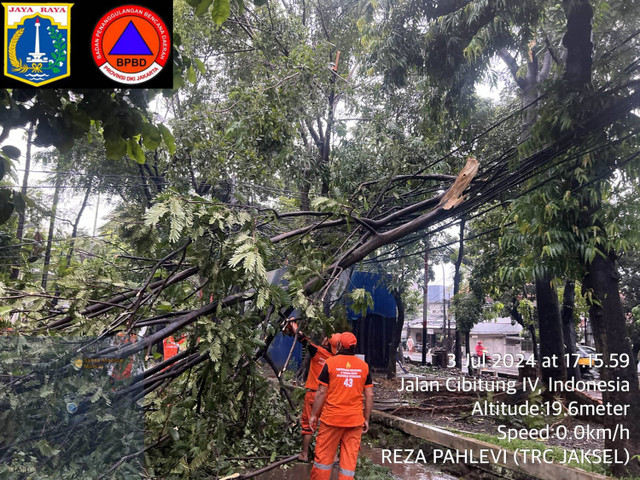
[220,454,299,479]
[390,404,476,415]
[437,157,479,210]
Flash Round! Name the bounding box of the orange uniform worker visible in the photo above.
[110,332,138,380]
[309,332,373,480]
[285,318,340,461]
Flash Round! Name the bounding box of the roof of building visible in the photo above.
[470,319,522,336]
[405,317,522,336]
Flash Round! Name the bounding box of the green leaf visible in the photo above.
[0,189,14,224]
[145,202,169,227]
[36,440,59,457]
[13,192,26,214]
[212,0,231,25]
[194,58,206,74]
[105,138,127,160]
[173,71,185,90]
[127,139,146,164]
[158,124,176,155]
[39,385,54,398]
[141,123,162,150]
[1,145,20,159]
[195,0,213,15]
[187,65,197,84]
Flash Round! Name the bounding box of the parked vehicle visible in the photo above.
[576,344,599,378]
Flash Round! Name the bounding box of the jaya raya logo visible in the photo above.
[3,3,72,86]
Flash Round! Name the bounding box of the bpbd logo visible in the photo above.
[3,3,72,86]
[92,5,170,84]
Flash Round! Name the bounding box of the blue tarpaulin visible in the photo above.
[267,332,303,372]
[345,271,397,369]
[346,271,397,319]
[264,270,302,371]
[265,270,397,371]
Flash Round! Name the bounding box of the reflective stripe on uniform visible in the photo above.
[313,462,333,470]
[339,467,355,477]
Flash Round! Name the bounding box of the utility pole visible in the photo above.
[454,218,465,369]
[422,239,429,365]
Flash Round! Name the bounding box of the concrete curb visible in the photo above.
[372,410,612,480]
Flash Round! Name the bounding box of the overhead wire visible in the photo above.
[0,234,113,252]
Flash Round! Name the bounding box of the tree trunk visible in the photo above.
[320,63,337,196]
[561,279,581,380]
[138,163,153,207]
[65,181,92,268]
[299,182,310,211]
[561,0,640,472]
[583,251,640,476]
[521,81,539,137]
[41,171,62,291]
[464,330,472,375]
[511,298,539,364]
[10,125,33,280]
[535,274,566,385]
[388,289,405,379]
[562,0,593,88]
[453,218,465,368]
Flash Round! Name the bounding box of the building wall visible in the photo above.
[406,328,526,358]
[470,335,506,357]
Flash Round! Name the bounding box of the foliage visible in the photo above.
[0,336,145,479]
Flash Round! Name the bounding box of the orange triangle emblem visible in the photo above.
[346,362,351,368]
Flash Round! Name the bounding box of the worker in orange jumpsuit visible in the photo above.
[285,318,340,462]
[309,332,373,480]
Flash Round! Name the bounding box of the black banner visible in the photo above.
[0,0,173,88]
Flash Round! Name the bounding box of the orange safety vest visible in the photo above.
[111,332,137,380]
[305,342,332,391]
[163,335,186,361]
[317,354,372,427]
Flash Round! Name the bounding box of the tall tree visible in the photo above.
[9,125,32,279]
